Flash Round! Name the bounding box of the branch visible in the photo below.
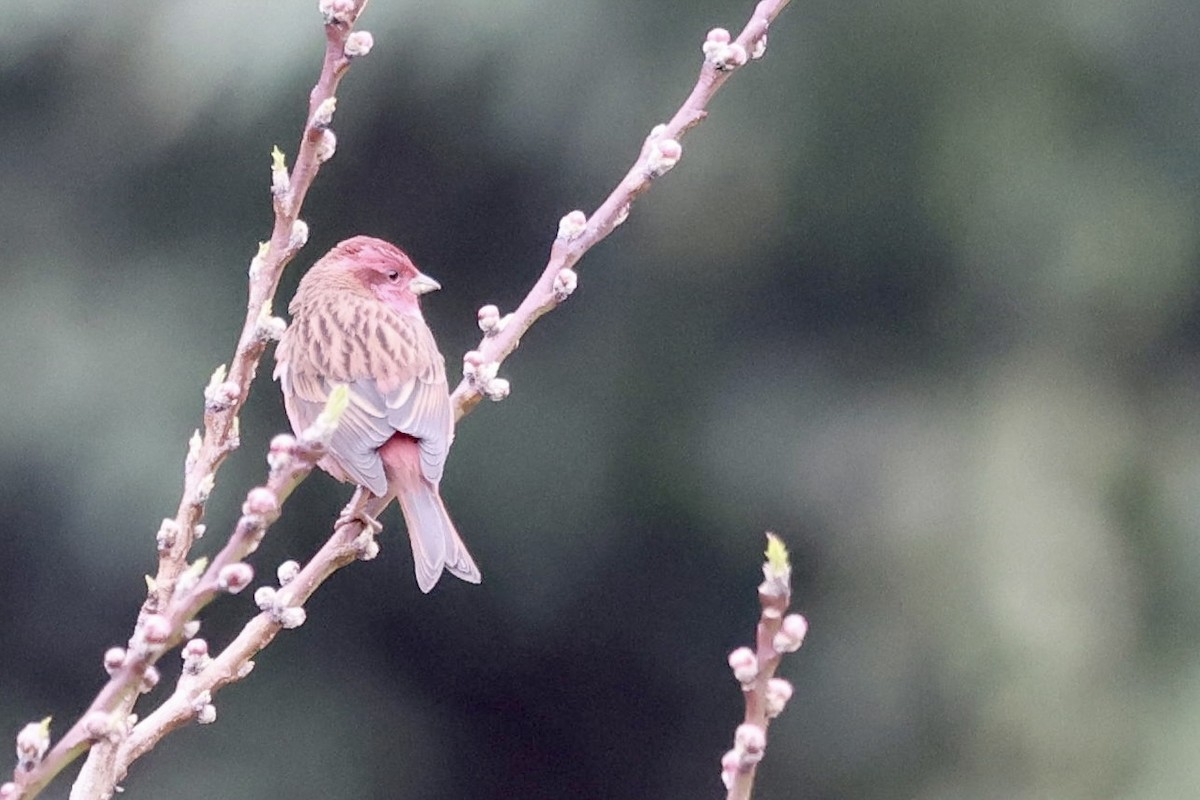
[1,4,375,799]
[2,0,797,796]
[114,485,379,771]
[722,534,808,798]
[451,0,791,420]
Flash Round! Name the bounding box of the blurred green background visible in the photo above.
[2,0,1199,797]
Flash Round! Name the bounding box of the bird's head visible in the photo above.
[327,235,441,314]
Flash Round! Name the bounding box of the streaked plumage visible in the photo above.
[274,236,480,592]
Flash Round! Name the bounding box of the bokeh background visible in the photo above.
[1,0,1199,797]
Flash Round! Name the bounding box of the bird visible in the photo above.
[273,235,481,592]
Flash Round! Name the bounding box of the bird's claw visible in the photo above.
[335,504,383,535]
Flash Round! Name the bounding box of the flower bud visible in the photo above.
[218,563,254,594]
[751,34,768,60]
[289,219,309,250]
[355,532,381,561]
[15,718,51,772]
[319,0,355,24]
[104,647,127,675]
[268,433,299,471]
[704,27,732,49]
[269,560,297,586]
[204,381,240,413]
[344,30,374,57]
[312,97,337,129]
[720,748,742,789]
[185,429,202,474]
[477,304,501,334]
[191,473,215,506]
[557,210,587,241]
[182,638,210,675]
[278,606,307,629]
[553,268,578,301]
[647,138,682,177]
[255,313,287,343]
[243,487,279,517]
[734,723,766,763]
[773,613,808,653]
[703,28,748,70]
[192,690,216,724]
[270,146,290,197]
[462,350,485,379]
[727,646,758,686]
[316,128,337,163]
[139,614,172,647]
[475,360,499,387]
[485,378,511,402]
[156,518,180,553]
[764,677,794,718]
[254,586,278,610]
[139,665,161,694]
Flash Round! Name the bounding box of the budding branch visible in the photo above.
[3,0,794,797]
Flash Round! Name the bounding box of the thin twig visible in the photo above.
[451,0,791,421]
[722,533,807,799]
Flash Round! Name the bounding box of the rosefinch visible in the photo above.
[274,236,481,592]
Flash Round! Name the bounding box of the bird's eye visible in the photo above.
[385,270,401,283]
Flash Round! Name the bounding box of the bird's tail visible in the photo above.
[395,482,482,593]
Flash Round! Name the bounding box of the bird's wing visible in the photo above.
[275,292,452,495]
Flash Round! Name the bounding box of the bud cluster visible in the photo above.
[462,350,511,402]
[702,27,748,70]
[254,586,308,630]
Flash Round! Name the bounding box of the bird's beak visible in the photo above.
[408,272,441,295]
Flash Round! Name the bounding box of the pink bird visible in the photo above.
[273,236,481,592]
